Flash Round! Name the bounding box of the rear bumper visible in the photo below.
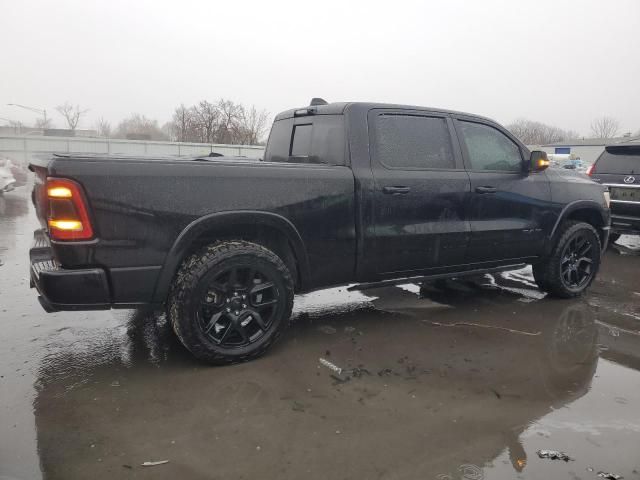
[30,230,111,312]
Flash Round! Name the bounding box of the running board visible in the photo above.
[348,263,527,292]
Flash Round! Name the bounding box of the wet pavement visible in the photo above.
[1,187,640,480]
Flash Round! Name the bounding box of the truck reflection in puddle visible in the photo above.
[33,274,603,479]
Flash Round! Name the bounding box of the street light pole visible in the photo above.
[7,103,48,126]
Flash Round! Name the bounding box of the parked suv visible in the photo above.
[29,100,611,363]
[588,143,640,243]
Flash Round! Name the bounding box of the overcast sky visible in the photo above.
[1,0,639,136]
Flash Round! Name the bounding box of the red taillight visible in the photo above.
[46,177,94,241]
[586,164,594,176]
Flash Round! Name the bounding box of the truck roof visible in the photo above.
[274,101,495,123]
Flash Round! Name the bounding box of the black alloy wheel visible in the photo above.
[197,266,282,348]
[559,232,597,291]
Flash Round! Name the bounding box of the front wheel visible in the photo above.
[533,221,601,298]
[168,240,294,364]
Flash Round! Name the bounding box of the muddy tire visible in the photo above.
[168,240,294,364]
[533,221,601,299]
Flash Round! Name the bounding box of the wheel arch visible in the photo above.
[548,200,609,250]
[152,210,310,303]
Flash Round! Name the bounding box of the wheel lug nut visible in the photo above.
[242,294,246,299]
[242,304,246,308]
[226,298,230,303]
[235,311,240,315]
[226,307,231,312]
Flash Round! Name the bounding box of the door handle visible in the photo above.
[475,186,497,194]
[382,186,411,195]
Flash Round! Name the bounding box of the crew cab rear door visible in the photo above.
[368,109,471,275]
[453,116,551,263]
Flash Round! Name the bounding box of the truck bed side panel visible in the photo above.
[48,158,356,301]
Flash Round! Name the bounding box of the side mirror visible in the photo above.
[529,151,550,172]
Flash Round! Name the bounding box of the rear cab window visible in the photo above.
[264,115,345,166]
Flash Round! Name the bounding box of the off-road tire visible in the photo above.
[533,221,601,299]
[168,240,294,364]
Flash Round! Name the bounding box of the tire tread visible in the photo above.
[168,240,294,364]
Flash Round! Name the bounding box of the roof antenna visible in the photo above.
[310,97,328,106]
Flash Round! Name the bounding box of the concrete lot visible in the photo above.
[1,187,639,480]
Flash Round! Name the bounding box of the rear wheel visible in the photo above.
[533,221,601,298]
[168,240,294,364]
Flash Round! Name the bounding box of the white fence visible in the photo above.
[0,135,266,165]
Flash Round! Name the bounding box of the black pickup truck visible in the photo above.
[29,99,611,364]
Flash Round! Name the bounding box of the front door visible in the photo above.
[369,110,471,275]
[454,118,551,263]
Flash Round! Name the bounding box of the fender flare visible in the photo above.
[151,210,310,303]
[548,200,610,240]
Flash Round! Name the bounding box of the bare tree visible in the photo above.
[114,113,167,140]
[166,99,270,145]
[193,101,220,143]
[590,116,620,138]
[216,99,243,144]
[5,120,25,134]
[507,118,577,145]
[94,117,111,138]
[237,106,269,144]
[171,104,194,142]
[35,117,53,129]
[56,101,89,130]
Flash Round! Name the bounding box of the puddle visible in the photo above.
[2,190,640,480]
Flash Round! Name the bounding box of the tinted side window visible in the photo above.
[459,121,522,172]
[374,114,455,169]
[309,116,346,166]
